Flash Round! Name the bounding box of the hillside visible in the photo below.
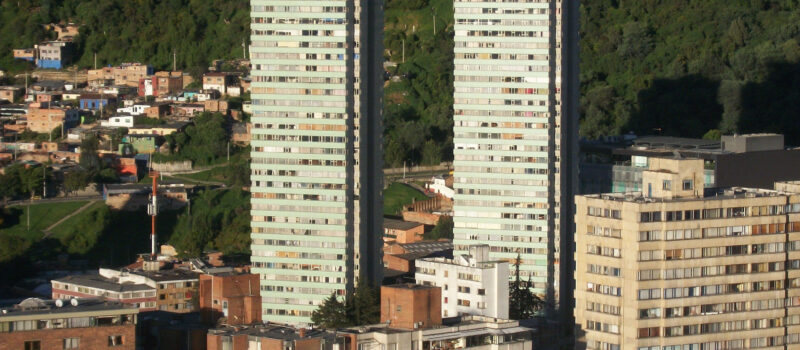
[581,1,800,143]
[2,0,799,151]
[0,0,250,73]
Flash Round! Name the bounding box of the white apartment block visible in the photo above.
[451,0,580,322]
[416,245,510,319]
[249,0,384,325]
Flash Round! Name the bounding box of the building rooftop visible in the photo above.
[130,268,199,282]
[52,274,152,292]
[398,241,453,255]
[208,323,331,341]
[582,187,794,204]
[383,283,439,291]
[0,298,137,319]
[384,218,424,231]
[633,136,721,150]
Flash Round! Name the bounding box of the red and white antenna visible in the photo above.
[146,171,159,258]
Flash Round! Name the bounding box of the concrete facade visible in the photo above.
[575,157,800,350]
[249,0,384,324]
[451,0,580,321]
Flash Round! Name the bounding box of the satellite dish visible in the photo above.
[55,299,64,307]
[70,298,79,306]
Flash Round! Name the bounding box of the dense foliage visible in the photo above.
[581,1,800,143]
[0,164,52,201]
[424,215,453,240]
[169,188,250,258]
[311,278,381,328]
[383,0,454,167]
[509,254,544,320]
[156,112,230,166]
[0,0,250,73]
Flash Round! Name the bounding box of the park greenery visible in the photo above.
[155,112,231,166]
[169,188,250,258]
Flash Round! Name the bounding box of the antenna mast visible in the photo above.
[147,171,159,257]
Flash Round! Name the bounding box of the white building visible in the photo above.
[116,104,149,116]
[100,115,134,128]
[415,245,509,319]
[427,175,455,199]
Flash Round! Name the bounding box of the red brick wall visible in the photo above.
[199,274,261,325]
[380,286,441,330]
[401,211,442,226]
[383,254,412,273]
[0,324,135,350]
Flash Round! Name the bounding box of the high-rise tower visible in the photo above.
[249,0,383,325]
[451,0,579,320]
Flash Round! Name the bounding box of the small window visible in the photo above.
[662,180,671,190]
[25,341,41,350]
[108,335,123,346]
[63,338,79,349]
[683,180,694,190]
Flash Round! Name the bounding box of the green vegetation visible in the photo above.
[424,215,453,240]
[0,163,52,201]
[383,182,428,216]
[509,254,545,320]
[51,201,110,255]
[580,1,800,143]
[155,112,231,166]
[169,188,250,258]
[0,1,250,73]
[0,201,88,241]
[311,278,380,329]
[383,0,454,167]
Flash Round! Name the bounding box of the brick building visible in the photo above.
[198,272,261,326]
[207,324,332,350]
[383,218,425,244]
[51,274,157,312]
[25,107,79,133]
[0,298,137,350]
[380,284,441,330]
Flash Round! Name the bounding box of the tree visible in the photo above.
[424,215,453,240]
[79,136,101,172]
[351,278,380,325]
[311,293,349,329]
[63,169,90,196]
[509,254,543,320]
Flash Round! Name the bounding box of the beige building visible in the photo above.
[575,156,800,350]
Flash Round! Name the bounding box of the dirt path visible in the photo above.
[42,200,98,236]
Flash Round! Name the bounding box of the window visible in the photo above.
[108,335,123,347]
[662,180,671,190]
[683,180,694,190]
[637,327,660,338]
[25,341,41,350]
[63,338,79,349]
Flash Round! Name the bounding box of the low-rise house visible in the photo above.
[12,48,36,62]
[87,66,114,85]
[128,122,189,136]
[384,218,425,244]
[415,245,510,319]
[100,115,135,128]
[195,90,221,102]
[231,123,250,146]
[0,86,24,102]
[427,175,455,198]
[79,93,117,110]
[0,103,28,117]
[36,41,74,69]
[47,23,80,39]
[139,72,183,97]
[121,134,160,154]
[0,298,138,350]
[25,107,79,133]
[172,103,205,117]
[202,73,237,95]
[112,63,154,87]
[51,274,158,311]
[383,240,453,275]
[203,99,229,114]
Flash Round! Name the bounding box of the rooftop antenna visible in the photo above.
[146,170,160,258]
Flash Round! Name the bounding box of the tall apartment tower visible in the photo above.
[249,0,384,325]
[451,0,580,319]
[575,157,800,350]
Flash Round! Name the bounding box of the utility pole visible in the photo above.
[227,141,230,162]
[242,39,246,59]
[173,51,177,72]
[42,166,46,198]
[433,11,437,36]
[402,39,405,63]
[94,52,97,70]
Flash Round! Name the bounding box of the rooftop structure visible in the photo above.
[416,245,510,319]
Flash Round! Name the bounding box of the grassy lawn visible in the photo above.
[0,201,89,240]
[49,201,107,240]
[383,182,428,216]
[180,166,228,184]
